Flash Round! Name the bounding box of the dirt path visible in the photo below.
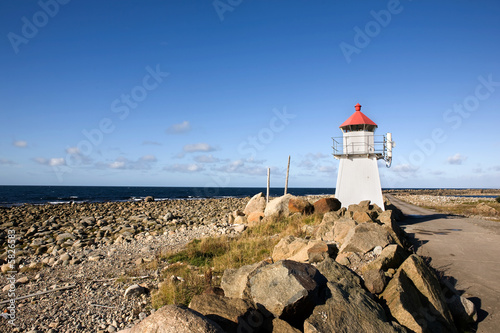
[386,194,500,333]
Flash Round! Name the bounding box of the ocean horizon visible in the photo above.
[2,186,497,207]
[0,185,336,207]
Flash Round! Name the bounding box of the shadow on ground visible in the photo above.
[398,213,487,331]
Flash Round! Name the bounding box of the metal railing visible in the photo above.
[332,135,387,159]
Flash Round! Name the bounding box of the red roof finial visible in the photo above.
[355,103,362,111]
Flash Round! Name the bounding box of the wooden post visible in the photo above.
[266,167,270,204]
[284,155,290,195]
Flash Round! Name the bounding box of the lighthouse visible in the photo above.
[333,103,394,210]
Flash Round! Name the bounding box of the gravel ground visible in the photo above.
[0,198,249,332]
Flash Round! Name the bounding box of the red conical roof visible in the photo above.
[339,103,377,128]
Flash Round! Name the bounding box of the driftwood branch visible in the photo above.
[0,284,77,305]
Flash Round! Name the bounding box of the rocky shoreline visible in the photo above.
[0,193,478,332]
[0,197,253,332]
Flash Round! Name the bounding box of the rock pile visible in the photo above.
[124,194,476,333]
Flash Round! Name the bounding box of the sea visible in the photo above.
[0,186,335,207]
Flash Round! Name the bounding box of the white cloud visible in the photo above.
[164,163,204,173]
[447,153,467,165]
[109,160,126,169]
[65,147,93,165]
[49,158,65,166]
[141,155,157,162]
[107,155,157,170]
[34,157,65,166]
[34,157,48,165]
[0,158,16,165]
[167,121,191,134]
[183,143,216,153]
[216,159,268,176]
[66,147,80,154]
[194,154,220,163]
[13,140,27,148]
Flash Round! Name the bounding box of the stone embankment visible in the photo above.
[123,194,475,333]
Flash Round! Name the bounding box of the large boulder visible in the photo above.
[360,244,409,295]
[313,212,342,242]
[188,294,256,333]
[339,223,395,254]
[353,211,373,223]
[221,261,268,299]
[264,194,293,218]
[248,260,327,327]
[272,318,302,333]
[378,210,403,236]
[244,192,266,216]
[304,282,401,333]
[313,197,341,214]
[123,304,224,333]
[288,197,314,215]
[315,257,362,289]
[332,217,358,243]
[361,244,409,274]
[272,236,330,263]
[381,255,457,333]
[247,211,265,226]
[362,268,387,294]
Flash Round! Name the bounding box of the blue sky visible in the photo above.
[1,0,499,188]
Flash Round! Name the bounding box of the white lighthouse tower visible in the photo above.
[333,103,394,210]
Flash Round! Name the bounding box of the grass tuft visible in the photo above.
[152,212,323,308]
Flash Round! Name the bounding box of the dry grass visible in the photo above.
[419,200,500,221]
[152,263,206,308]
[152,213,323,308]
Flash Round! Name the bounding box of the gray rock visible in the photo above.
[188,294,256,333]
[363,268,387,294]
[333,217,358,243]
[264,194,293,218]
[56,233,75,241]
[313,212,342,242]
[272,318,302,333]
[339,223,394,254]
[381,255,457,333]
[60,253,72,262]
[124,284,148,298]
[361,244,409,274]
[249,260,326,326]
[243,192,266,215]
[315,257,362,288]
[304,282,401,333]
[448,294,477,327]
[125,304,224,333]
[221,261,267,299]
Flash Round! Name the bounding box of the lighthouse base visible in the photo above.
[335,157,385,211]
